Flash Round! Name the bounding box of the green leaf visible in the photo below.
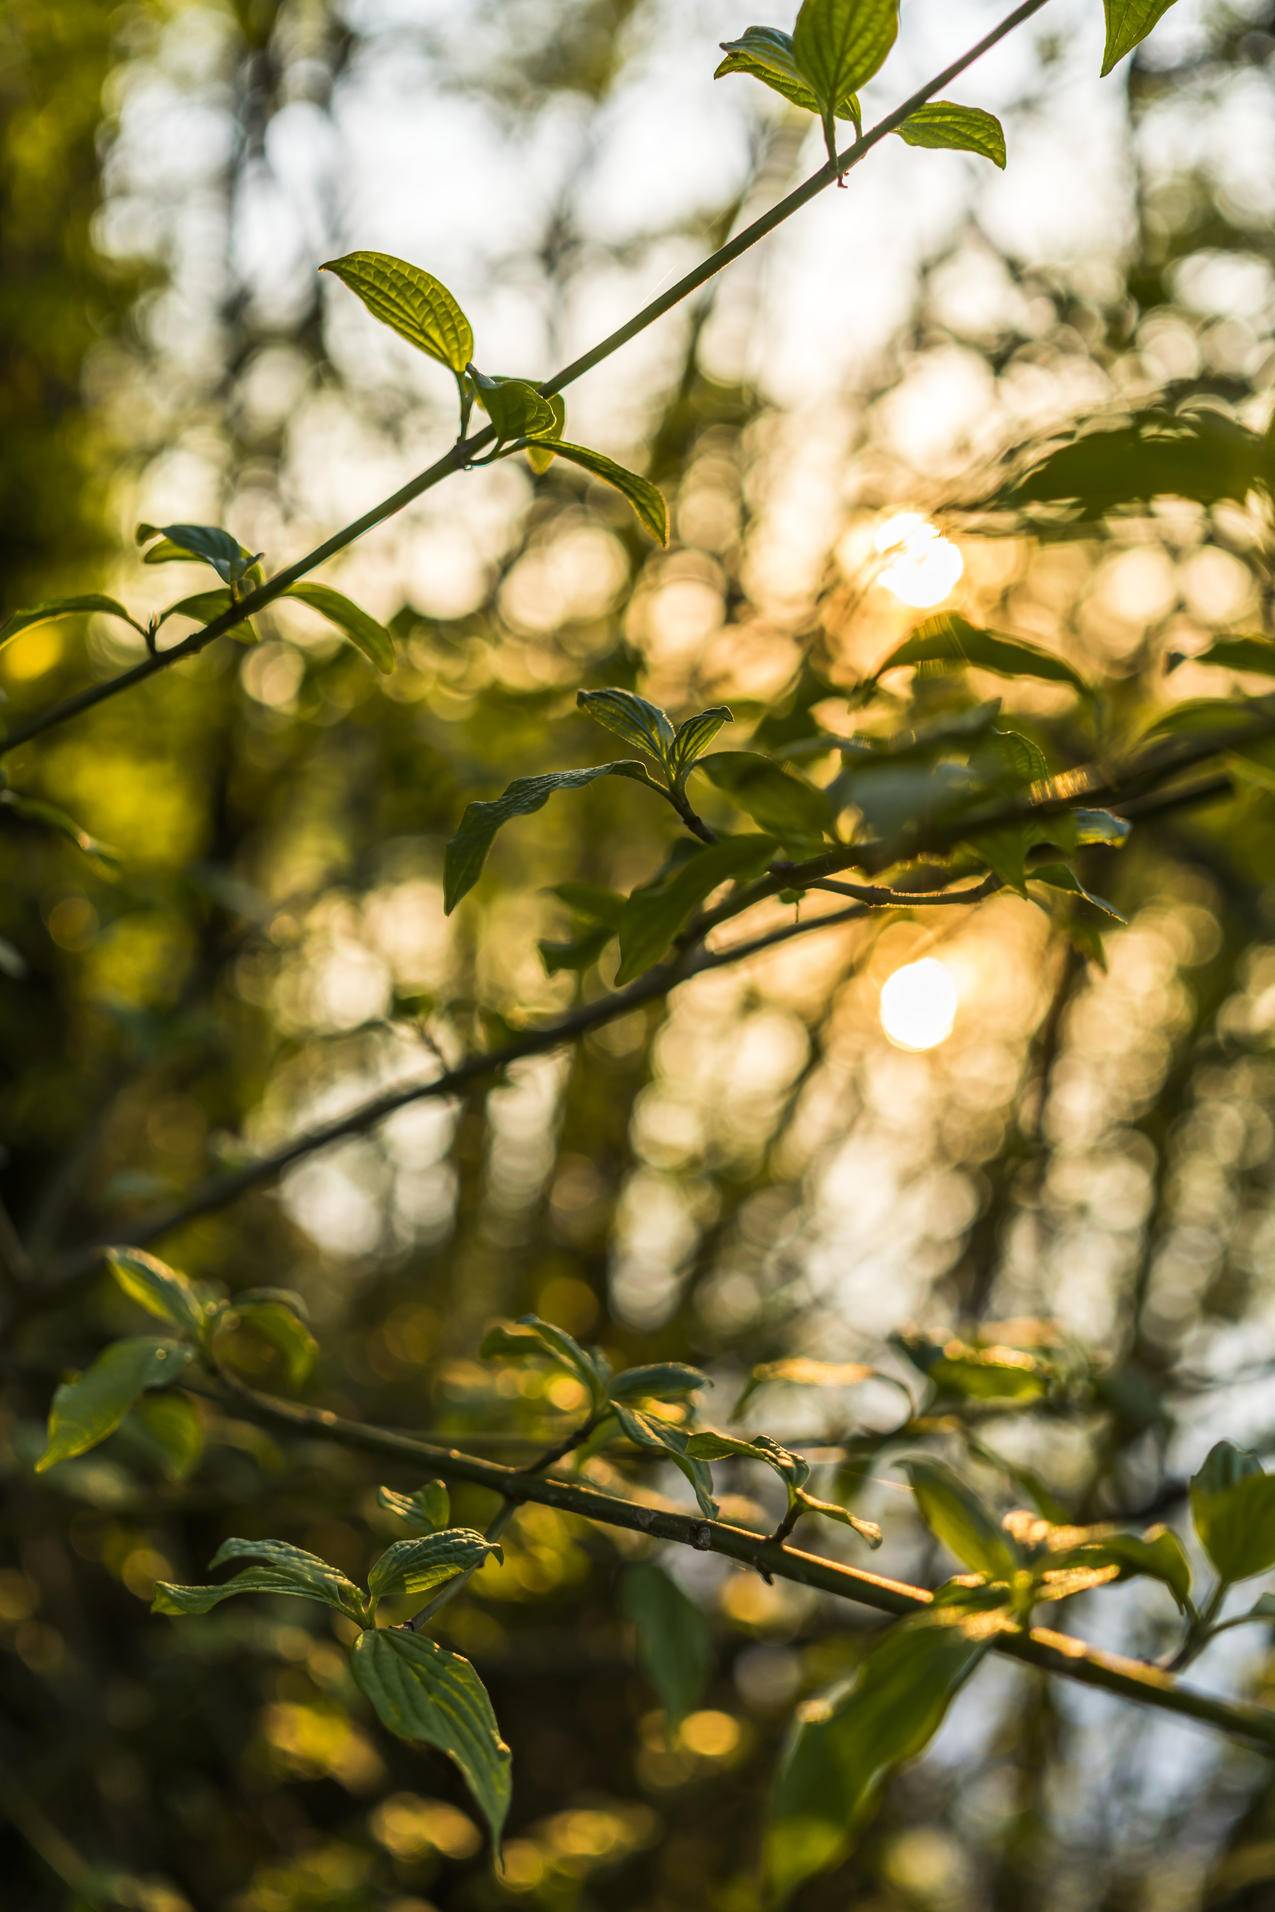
[693,750,832,840]
[1101,0,1179,75]
[715,26,860,119]
[903,1458,1019,1580]
[0,791,119,870]
[1190,1441,1275,1584]
[214,1297,318,1389]
[0,594,144,650]
[765,1604,996,1904]
[896,102,1006,167]
[685,1428,810,1493]
[1043,1526,1193,1613]
[106,1246,210,1340]
[444,761,658,914]
[875,613,1087,694]
[620,1562,713,1729]
[734,1355,879,1417]
[350,1628,512,1853]
[792,0,898,125]
[378,1481,451,1534]
[480,1314,610,1408]
[136,522,261,587]
[609,1363,711,1403]
[1177,635,1275,677]
[538,440,668,543]
[153,1538,369,1624]
[666,707,734,788]
[154,589,257,644]
[1001,408,1269,517]
[576,688,676,765]
[127,1393,205,1483]
[283,582,394,674]
[539,922,616,977]
[611,1402,718,1516]
[470,369,558,443]
[615,833,776,984]
[368,1528,503,1601]
[320,251,474,375]
[526,394,567,472]
[36,1338,194,1472]
[927,1341,1052,1403]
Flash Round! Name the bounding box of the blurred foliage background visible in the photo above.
[4,0,1275,1906]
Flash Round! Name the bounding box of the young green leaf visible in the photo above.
[903,1458,1019,1580]
[153,1537,369,1624]
[620,1562,714,1730]
[926,1340,1052,1404]
[538,440,668,543]
[37,1338,194,1472]
[609,1362,711,1403]
[470,369,558,443]
[282,582,394,674]
[792,0,898,170]
[378,1481,451,1534]
[107,1246,210,1340]
[320,251,474,375]
[1100,0,1180,76]
[1042,1526,1193,1613]
[349,1628,512,1853]
[692,750,832,840]
[715,26,859,120]
[611,1402,718,1516]
[615,833,776,984]
[136,522,261,587]
[794,1490,883,1549]
[576,688,676,766]
[444,760,659,914]
[526,393,567,472]
[666,706,734,788]
[0,595,145,651]
[368,1529,503,1601]
[765,1603,997,1904]
[480,1314,610,1408]
[1029,862,1126,924]
[874,613,1087,693]
[1190,1441,1275,1584]
[896,102,1006,167]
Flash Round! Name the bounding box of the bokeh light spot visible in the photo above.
[879,958,958,1051]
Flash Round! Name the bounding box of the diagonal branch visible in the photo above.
[191,1368,1275,1755]
[0,0,1053,760]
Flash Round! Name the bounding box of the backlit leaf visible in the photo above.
[480,1314,610,1407]
[609,1362,711,1403]
[526,393,567,472]
[792,0,899,112]
[904,1458,1019,1579]
[715,25,860,119]
[896,102,1005,166]
[471,370,558,443]
[540,441,668,543]
[612,1403,718,1516]
[666,707,734,788]
[1177,635,1275,677]
[378,1481,451,1534]
[154,1537,369,1624]
[875,613,1087,693]
[107,1246,210,1340]
[694,751,832,841]
[137,522,261,587]
[1101,0,1180,76]
[320,251,474,374]
[577,688,676,764]
[283,582,394,674]
[214,1295,318,1389]
[1190,1441,1275,1584]
[350,1628,512,1852]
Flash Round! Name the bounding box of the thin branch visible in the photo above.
[192,1369,1275,1755]
[0,0,1054,761]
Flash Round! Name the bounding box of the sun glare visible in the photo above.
[873,512,964,609]
[879,957,958,1052]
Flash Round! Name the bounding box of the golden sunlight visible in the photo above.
[879,957,958,1051]
[873,512,964,609]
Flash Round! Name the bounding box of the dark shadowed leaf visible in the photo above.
[153,1536,370,1623]
[693,751,832,839]
[1190,1442,1275,1583]
[904,1458,1019,1579]
[107,1246,211,1340]
[368,1529,502,1601]
[137,522,261,587]
[480,1314,610,1406]
[444,761,659,913]
[621,1561,714,1729]
[610,1362,711,1403]
[0,595,144,650]
[875,613,1087,693]
[667,707,734,787]
[615,833,776,983]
